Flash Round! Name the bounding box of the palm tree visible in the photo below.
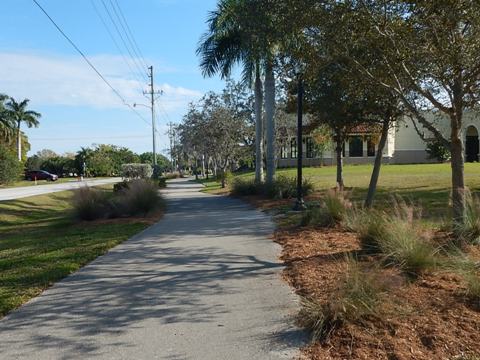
[197,0,266,183]
[5,98,41,161]
[0,94,15,140]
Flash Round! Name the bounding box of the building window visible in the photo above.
[290,138,297,158]
[280,144,288,159]
[349,136,363,157]
[306,137,315,158]
[367,137,376,157]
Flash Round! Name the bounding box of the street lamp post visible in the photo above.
[294,74,306,211]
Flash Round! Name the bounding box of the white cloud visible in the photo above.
[0,51,202,111]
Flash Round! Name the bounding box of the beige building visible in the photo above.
[277,112,480,167]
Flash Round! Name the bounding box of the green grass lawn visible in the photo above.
[0,187,159,316]
[216,163,480,218]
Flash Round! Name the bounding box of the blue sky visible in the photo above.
[0,0,232,155]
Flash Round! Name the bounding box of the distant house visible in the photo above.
[277,111,480,167]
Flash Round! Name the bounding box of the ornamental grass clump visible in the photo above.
[118,179,163,216]
[298,256,385,342]
[72,187,111,221]
[345,198,437,277]
[454,190,480,245]
[301,190,351,227]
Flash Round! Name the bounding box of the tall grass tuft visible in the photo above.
[301,190,351,227]
[455,190,480,245]
[72,187,110,221]
[298,256,385,342]
[345,198,437,277]
[119,179,163,216]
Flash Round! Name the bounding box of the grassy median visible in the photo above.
[0,186,162,316]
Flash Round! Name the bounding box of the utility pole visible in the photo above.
[143,66,162,166]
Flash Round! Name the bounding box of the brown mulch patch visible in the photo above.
[274,224,480,360]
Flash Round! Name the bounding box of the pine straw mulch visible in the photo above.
[275,225,480,360]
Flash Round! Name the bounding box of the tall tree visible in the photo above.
[0,94,14,139]
[4,98,40,161]
[197,0,265,184]
[336,1,480,226]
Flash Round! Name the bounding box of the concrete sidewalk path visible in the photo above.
[0,177,305,359]
[0,178,122,201]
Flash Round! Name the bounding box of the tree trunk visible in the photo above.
[336,138,344,191]
[265,59,276,185]
[335,132,344,191]
[451,121,466,226]
[17,120,21,161]
[254,64,264,184]
[205,157,209,180]
[365,120,390,208]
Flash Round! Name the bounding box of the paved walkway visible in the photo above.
[0,178,304,359]
[0,178,121,201]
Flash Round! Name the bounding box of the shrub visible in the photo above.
[231,178,260,196]
[113,181,130,193]
[158,177,167,188]
[298,257,385,342]
[264,175,314,199]
[118,179,163,216]
[0,145,21,184]
[426,139,451,162]
[72,187,110,221]
[121,163,153,180]
[302,190,352,227]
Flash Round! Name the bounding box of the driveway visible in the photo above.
[0,178,121,201]
[0,177,305,359]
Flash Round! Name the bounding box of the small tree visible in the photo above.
[0,144,21,184]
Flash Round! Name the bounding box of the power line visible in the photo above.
[100,0,148,83]
[111,0,149,70]
[31,0,152,129]
[89,0,143,84]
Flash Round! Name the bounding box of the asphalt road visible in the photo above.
[0,177,305,359]
[0,178,122,201]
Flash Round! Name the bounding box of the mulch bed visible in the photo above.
[275,225,480,360]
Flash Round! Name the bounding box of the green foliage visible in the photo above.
[113,181,130,193]
[426,140,451,162]
[121,163,153,180]
[0,144,21,184]
[264,175,314,199]
[231,177,261,196]
[298,256,385,342]
[158,177,167,188]
[231,175,314,199]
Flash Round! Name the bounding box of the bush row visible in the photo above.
[231,175,314,199]
[72,179,164,221]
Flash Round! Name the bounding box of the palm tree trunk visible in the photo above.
[265,58,276,185]
[254,64,264,184]
[365,119,390,208]
[17,120,21,161]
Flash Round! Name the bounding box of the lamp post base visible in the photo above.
[293,198,307,211]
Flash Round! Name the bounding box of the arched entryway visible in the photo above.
[466,125,479,162]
